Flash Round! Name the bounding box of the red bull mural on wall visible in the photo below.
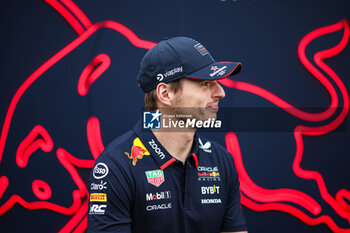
[0,0,349,232]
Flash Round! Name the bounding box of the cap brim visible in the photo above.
[184,62,241,80]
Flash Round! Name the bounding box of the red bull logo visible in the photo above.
[0,0,155,232]
[125,137,150,166]
[219,20,350,233]
[209,172,220,177]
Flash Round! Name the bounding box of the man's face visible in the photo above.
[171,78,226,121]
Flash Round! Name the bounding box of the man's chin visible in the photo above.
[197,112,217,122]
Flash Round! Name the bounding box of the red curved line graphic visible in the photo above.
[0,21,155,164]
[225,132,321,214]
[60,0,92,29]
[336,190,350,212]
[292,20,349,223]
[16,125,54,168]
[219,79,332,122]
[0,130,88,216]
[78,54,111,96]
[224,20,350,233]
[32,179,52,200]
[241,195,350,233]
[45,0,86,34]
[56,148,88,197]
[219,21,348,123]
[72,215,87,233]
[100,21,156,49]
[58,199,89,233]
[0,176,9,199]
[58,147,95,169]
[0,190,81,216]
[87,116,105,159]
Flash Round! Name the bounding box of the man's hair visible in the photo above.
[144,79,182,111]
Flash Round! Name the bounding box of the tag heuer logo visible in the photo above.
[145,169,165,187]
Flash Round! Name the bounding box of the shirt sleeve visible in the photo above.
[87,151,134,233]
[220,152,248,232]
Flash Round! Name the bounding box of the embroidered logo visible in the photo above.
[145,169,165,187]
[125,137,150,165]
[199,138,212,153]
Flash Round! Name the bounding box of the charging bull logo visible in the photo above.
[219,20,350,233]
[0,0,348,232]
[0,0,155,232]
[125,137,150,166]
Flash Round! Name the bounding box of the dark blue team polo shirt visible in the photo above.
[87,120,247,233]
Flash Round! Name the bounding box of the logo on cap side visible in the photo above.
[157,74,164,81]
[194,43,209,56]
[209,66,227,77]
[156,66,183,82]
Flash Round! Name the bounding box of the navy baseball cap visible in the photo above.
[137,37,242,93]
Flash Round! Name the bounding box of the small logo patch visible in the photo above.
[125,137,150,166]
[194,43,209,56]
[199,138,212,153]
[209,66,227,77]
[157,74,164,81]
[145,169,165,187]
[93,163,109,179]
[90,193,107,202]
[89,204,107,215]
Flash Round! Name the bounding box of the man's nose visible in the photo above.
[212,81,226,99]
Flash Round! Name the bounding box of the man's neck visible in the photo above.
[152,130,195,164]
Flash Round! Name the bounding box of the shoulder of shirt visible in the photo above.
[94,129,136,165]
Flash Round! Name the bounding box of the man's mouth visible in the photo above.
[207,104,219,112]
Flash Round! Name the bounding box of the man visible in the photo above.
[87,37,248,233]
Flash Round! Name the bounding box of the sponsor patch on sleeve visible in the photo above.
[90,193,107,202]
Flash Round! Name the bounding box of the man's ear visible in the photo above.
[156,83,172,106]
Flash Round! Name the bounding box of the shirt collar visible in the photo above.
[133,120,200,170]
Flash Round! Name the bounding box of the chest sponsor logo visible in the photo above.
[148,139,165,160]
[146,191,171,201]
[197,166,220,181]
[198,166,218,172]
[198,138,212,153]
[146,203,172,211]
[89,204,107,215]
[91,180,107,190]
[125,137,150,166]
[90,193,107,202]
[93,163,109,179]
[145,169,165,187]
[201,199,222,204]
[201,185,220,195]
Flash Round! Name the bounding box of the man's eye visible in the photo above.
[202,81,210,86]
